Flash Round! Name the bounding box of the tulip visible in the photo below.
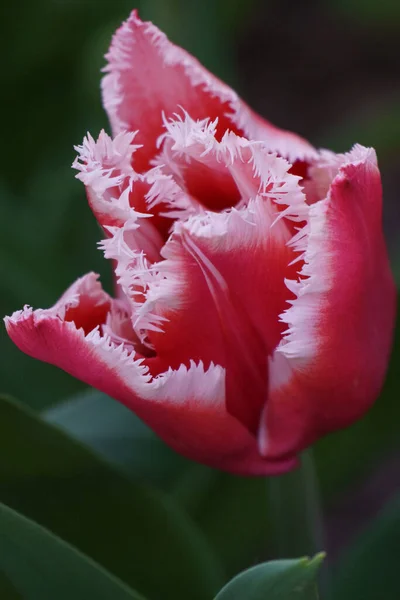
[5,11,396,475]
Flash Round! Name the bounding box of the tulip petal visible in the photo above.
[4,275,295,475]
[260,145,397,459]
[154,113,242,211]
[110,140,308,354]
[102,10,316,172]
[151,112,309,224]
[130,166,305,433]
[73,130,142,227]
[73,130,171,259]
[139,360,298,475]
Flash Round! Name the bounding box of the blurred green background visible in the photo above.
[1,1,400,598]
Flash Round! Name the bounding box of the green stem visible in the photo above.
[268,449,324,558]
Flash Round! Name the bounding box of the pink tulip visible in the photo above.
[5,11,396,475]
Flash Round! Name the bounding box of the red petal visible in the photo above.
[102,11,316,172]
[260,146,396,459]
[155,115,241,211]
[141,184,303,434]
[151,114,310,222]
[73,130,171,243]
[136,361,298,475]
[4,276,296,475]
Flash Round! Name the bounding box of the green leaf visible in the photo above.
[0,502,143,600]
[44,389,192,489]
[45,391,271,577]
[329,495,400,600]
[214,554,324,600]
[0,395,224,600]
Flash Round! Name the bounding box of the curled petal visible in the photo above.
[134,179,305,432]
[73,130,142,227]
[152,112,309,222]
[259,146,397,458]
[73,130,169,256]
[140,361,298,474]
[102,10,316,171]
[98,134,310,346]
[235,106,318,164]
[154,113,241,212]
[4,275,295,475]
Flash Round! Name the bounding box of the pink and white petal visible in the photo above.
[259,146,396,459]
[101,299,150,355]
[5,273,111,344]
[4,284,295,475]
[4,272,154,412]
[153,112,309,221]
[73,130,142,228]
[302,144,370,205]
[102,10,316,172]
[154,114,241,211]
[5,304,150,401]
[140,361,299,475]
[50,273,112,334]
[134,190,305,434]
[234,105,318,164]
[145,164,201,224]
[73,130,171,274]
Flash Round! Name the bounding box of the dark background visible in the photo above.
[1,0,400,596]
